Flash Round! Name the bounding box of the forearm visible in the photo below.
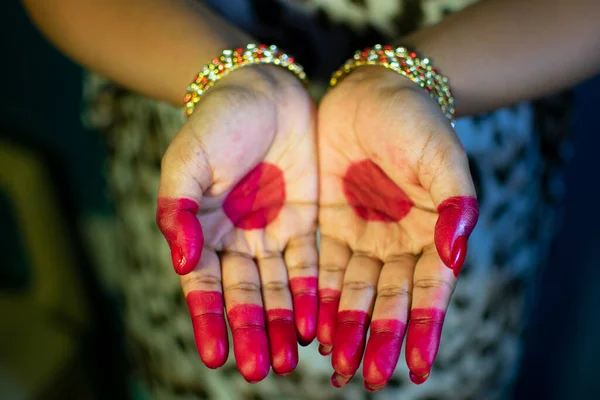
[402,0,600,117]
[21,0,253,105]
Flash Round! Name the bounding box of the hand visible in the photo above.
[317,66,479,390]
[156,65,318,382]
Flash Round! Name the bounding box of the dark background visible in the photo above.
[1,0,599,398]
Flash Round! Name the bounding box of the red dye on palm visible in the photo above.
[405,308,446,384]
[266,308,298,375]
[363,319,407,386]
[157,198,202,275]
[186,291,228,369]
[342,159,413,222]
[289,277,318,345]
[227,304,270,383]
[223,162,285,230]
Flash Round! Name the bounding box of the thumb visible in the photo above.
[419,134,479,277]
[156,127,212,275]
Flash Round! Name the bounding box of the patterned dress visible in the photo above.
[83,1,571,399]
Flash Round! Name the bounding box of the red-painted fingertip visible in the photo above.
[435,196,479,272]
[267,309,298,376]
[186,291,228,369]
[409,371,430,385]
[331,372,351,388]
[228,305,270,383]
[331,311,369,378]
[319,343,333,355]
[290,277,318,346]
[405,309,444,385]
[363,320,405,386]
[319,343,333,356]
[317,289,341,346]
[157,198,203,275]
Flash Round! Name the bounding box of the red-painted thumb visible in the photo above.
[434,196,479,276]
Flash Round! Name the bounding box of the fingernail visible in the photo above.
[319,344,333,356]
[409,371,430,385]
[364,381,384,392]
[172,247,185,274]
[450,235,468,276]
[331,372,351,388]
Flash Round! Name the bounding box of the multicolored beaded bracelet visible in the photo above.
[330,45,456,126]
[184,44,308,117]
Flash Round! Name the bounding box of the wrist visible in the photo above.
[329,45,456,125]
[184,44,307,116]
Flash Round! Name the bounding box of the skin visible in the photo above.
[158,65,318,381]
[21,0,600,389]
[317,66,478,388]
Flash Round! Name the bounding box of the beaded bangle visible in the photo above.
[330,45,456,126]
[184,44,308,117]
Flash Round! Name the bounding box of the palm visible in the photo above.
[158,66,318,382]
[316,68,477,390]
[318,85,439,264]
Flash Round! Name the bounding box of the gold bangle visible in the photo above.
[184,44,308,117]
[330,45,456,126]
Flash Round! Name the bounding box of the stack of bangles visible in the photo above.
[184,43,455,126]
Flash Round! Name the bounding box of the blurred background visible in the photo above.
[1,1,599,399]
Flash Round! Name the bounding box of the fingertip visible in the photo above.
[290,277,318,346]
[405,308,445,380]
[157,198,203,275]
[409,371,430,385]
[228,305,271,383]
[316,289,341,346]
[267,309,299,376]
[186,291,228,368]
[434,196,479,271]
[362,320,405,386]
[201,345,229,369]
[318,343,332,356]
[330,372,351,388]
[331,310,369,377]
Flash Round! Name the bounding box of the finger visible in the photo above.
[405,248,456,384]
[418,137,479,276]
[222,252,270,383]
[317,235,352,355]
[180,249,228,369]
[362,255,416,391]
[256,254,298,376]
[284,234,318,346]
[157,130,212,275]
[330,255,382,388]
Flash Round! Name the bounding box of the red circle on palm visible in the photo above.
[342,159,413,222]
[223,162,286,230]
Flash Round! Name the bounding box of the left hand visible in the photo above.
[316,66,479,391]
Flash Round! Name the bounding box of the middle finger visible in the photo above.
[330,254,382,388]
[222,251,270,383]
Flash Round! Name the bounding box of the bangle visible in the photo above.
[184,44,308,117]
[330,45,456,126]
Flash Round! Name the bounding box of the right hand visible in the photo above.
[156,65,318,382]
